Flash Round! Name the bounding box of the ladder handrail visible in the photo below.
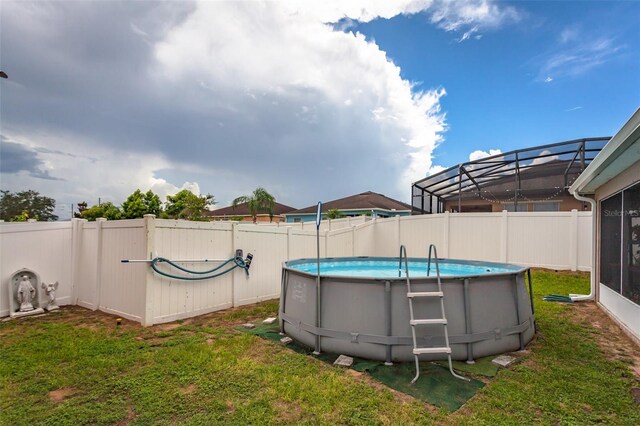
[398,245,410,280]
[408,243,469,384]
[426,244,441,282]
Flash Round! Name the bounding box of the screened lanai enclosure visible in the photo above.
[412,138,611,214]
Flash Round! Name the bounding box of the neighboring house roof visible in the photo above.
[287,191,412,215]
[570,108,640,195]
[206,202,297,217]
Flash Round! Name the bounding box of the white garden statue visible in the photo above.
[17,275,36,312]
[41,281,60,311]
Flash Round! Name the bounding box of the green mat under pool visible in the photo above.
[434,356,499,377]
[239,323,486,411]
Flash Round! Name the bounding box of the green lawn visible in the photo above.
[1,271,638,425]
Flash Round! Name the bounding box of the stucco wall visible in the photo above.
[444,195,589,213]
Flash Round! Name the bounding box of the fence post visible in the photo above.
[232,222,238,308]
[70,218,86,304]
[569,209,578,271]
[324,229,328,258]
[351,224,356,256]
[94,218,107,312]
[396,215,401,251]
[501,210,508,263]
[142,215,156,326]
[442,211,450,258]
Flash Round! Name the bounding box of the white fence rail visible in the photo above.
[1,210,592,324]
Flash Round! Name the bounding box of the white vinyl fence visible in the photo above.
[1,210,591,324]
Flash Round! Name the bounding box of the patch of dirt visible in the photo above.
[115,405,136,426]
[225,399,235,413]
[49,387,76,402]
[194,302,278,329]
[77,323,100,331]
[632,388,640,405]
[155,323,181,331]
[569,302,640,380]
[273,400,303,422]
[179,383,197,395]
[43,306,142,332]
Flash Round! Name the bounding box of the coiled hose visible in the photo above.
[150,255,250,281]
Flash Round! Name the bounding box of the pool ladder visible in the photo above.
[400,244,469,384]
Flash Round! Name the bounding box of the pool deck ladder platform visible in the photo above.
[399,244,469,384]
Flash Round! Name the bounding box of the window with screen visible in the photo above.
[504,203,528,212]
[533,202,560,212]
[600,193,622,293]
[622,182,640,305]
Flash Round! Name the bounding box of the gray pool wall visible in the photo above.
[279,257,535,363]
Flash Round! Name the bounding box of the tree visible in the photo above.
[74,201,88,218]
[232,187,276,223]
[121,189,162,219]
[0,190,58,221]
[80,202,122,221]
[11,210,30,222]
[165,190,215,221]
[326,208,342,220]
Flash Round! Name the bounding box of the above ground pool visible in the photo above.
[279,257,535,363]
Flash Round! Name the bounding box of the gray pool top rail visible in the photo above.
[284,257,527,279]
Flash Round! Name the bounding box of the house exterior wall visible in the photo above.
[443,195,589,213]
[286,209,411,223]
[594,158,640,344]
[208,214,287,223]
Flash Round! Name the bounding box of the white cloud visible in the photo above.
[429,0,521,34]
[544,76,553,83]
[426,164,447,176]
[153,1,453,198]
[2,1,523,212]
[458,25,479,43]
[469,148,502,161]
[536,36,625,82]
[559,27,579,44]
[530,149,558,165]
[565,106,583,112]
[1,131,199,206]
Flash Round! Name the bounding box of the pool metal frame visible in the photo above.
[280,257,535,364]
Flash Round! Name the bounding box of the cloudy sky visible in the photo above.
[1,1,638,219]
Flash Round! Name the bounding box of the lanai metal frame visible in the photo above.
[412,137,611,214]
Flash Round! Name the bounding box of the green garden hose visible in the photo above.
[543,294,574,303]
[150,254,252,281]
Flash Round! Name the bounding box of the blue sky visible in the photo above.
[1,1,639,218]
[355,0,639,167]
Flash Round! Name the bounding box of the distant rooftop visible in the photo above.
[288,191,412,215]
[206,201,296,217]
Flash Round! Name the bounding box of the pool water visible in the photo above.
[289,259,520,278]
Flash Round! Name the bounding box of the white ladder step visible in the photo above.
[407,291,443,298]
[413,347,452,355]
[410,319,447,326]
